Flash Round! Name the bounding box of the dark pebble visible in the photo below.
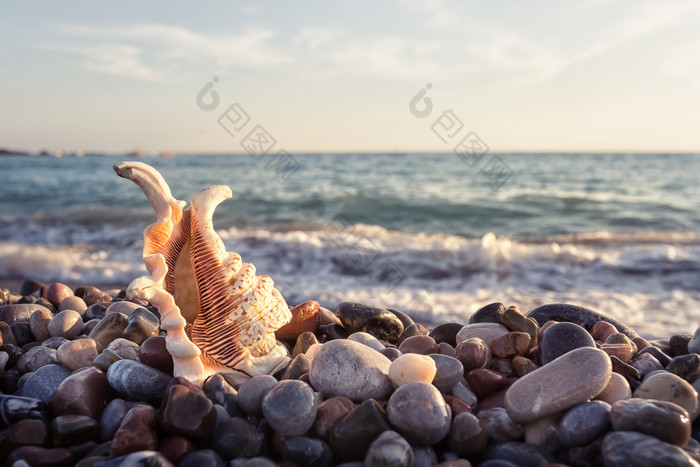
[638,346,672,367]
[262,380,318,436]
[669,334,693,357]
[602,431,698,466]
[466,368,509,399]
[557,400,611,447]
[469,302,505,324]
[386,382,451,446]
[539,322,595,365]
[158,435,196,465]
[203,374,244,417]
[84,302,110,321]
[398,335,438,355]
[237,374,277,415]
[335,302,404,343]
[106,359,172,404]
[121,307,160,345]
[211,417,266,460]
[610,398,691,446]
[667,354,700,382]
[282,436,334,467]
[455,337,492,371]
[313,396,355,439]
[363,430,412,467]
[381,347,402,361]
[329,399,390,463]
[138,336,174,375]
[17,364,71,404]
[178,449,226,467]
[448,411,488,457]
[527,303,638,339]
[480,441,553,467]
[159,382,216,438]
[7,446,73,467]
[428,322,464,347]
[99,399,129,442]
[428,354,463,393]
[50,414,99,447]
[0,395,49,428]
[8,418,50,447]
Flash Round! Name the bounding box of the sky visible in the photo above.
[1,0,699,153]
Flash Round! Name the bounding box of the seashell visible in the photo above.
[114,161,291,386]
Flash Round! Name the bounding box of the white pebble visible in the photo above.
[389,353,436,387]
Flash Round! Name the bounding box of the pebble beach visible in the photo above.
[2,280,700,466]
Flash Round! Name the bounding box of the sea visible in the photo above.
[1,153,699,338]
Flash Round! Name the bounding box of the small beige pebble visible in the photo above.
[58,296,87,315]
[455,323,510,346]
[388,353,437,387]
[29,308,54,341]
[57,338,99,371]
[107,338,141,360]
[634,372,699,421]
[48,309,83,339]
[596,372,631,405]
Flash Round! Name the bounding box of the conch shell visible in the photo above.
[114,161,291,386]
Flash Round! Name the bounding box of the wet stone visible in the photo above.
[46,283,73,308]
[428,354,463,393]
[107,359,172,404]
[363,430,413,467]
[29,308,53,341]
[8,418,50,447]
[309,339,392,402]
[293,331,319,358]
[456,323,509,346]
[449,411,488,458]
[139,335,173,375]
[470,302,506,325]
[387,381,451,446]
[111,404,157,456]
[50,414,99,447]
[389,353,436,387]
[539,322,595,365]
[455,337,492,371]
[99,398,129,442]
[49,366,113,420]
[6,446,74,467]
[56,338,99,371]
[347,332,385,352]
[211,417,266,460]
[429,322,464,347]
[58,296,87,315]
[558,400,611,447]
[237,374,277,415]
[526,303,638,340]
[398,335,438,355]
[335,302,403,344]
[633,372,699,422]
[17,345,56,373]
[313,396,355,439]
[282,436,334,467]
[276,300,320,341]
[88,312,128,348]
[610,398,691,447]
[121,308,160,344]
[505,347,612,424]
[0,395,49,428]
[667,354,700,382]
[466,368,509,399]
[159,382,216,438]
[329,399,390,463]
[602,431,698,467]
[17,364,71,404]
[262,380,318,437]
[0,303,51,325]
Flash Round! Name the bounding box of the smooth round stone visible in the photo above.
[526,303,638,339]
[466,368,509,399]
[50,414,99,447]
[88,312,129,348]
[402,323,430,341]
[449,411,488,457]
[412,447,438,467]
[512,356,538,378]
[237,375,277,414]
[0,303,52,324]
[29,309,53,341]
[293,331,320,358]
[455,323,509,346]
[106,338,140,361]
[178,449,225,467]
[398,335,438,355]
[107,359,172,404]
[159,383,217,438]
[56,338,99,371]
[47,310,83,339]
[17,345,56,373]
[595,372,631,404]
[46,283,73,308]
[0,395,49,428]
[276,300,321,341]
[281,436,334,467]
[122,308,160,345]
[58,296,87,315]
[387,381,451,446]
[139,336,173,375]
[381,347,402,361]
[100,398,129,442]
[348,332,385,352]
[428,322,464,347]
[602,431,698,466]
[363,430,413,467]
[558,401,611,447]
[539,322,595,365]
[505,347,612,424]
[81,287,112,306]
[428,354,463,393]
[329,399,390,463]
[388,353,436,387]
[335,302,404,343]
[6,446,74,466]
[313,396,355,439]
[211,417,266,460]
[309,339,392,402]
[17,364,71,403]
[633,372,699,421]
[479,407,524,442]
[481,441,552,466]
[111,404,157,456]
[591,321,619,343]
[438,342,456,357]
[631,353,664,379]
[262,380,318,436]
[282,353,311,380]
[667,354,700,382]
[455,337,492,371]
[610,398,691,446]
[49,366,113,420]
[470,302,506,324]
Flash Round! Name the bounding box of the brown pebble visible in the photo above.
[111,404,158,456]
[512,356,538,377]
[57,296,87,315]
[398,335,438,355]
[438,342,456,357]
[276,300,320,341]
[6,446,73,467]
[313,396,355,439]
[591,321,618,343]
[158,435,195,464]
[489,332,531,359]
[466,368,509,399]
[8,419,50,447]
[139,336,174,375]
[602,343,635,364]
[455,337,492,371]
[46,283,74,308]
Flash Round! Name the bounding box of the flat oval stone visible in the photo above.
[0,304,52,325]
[211,417,266,460]
[281,436,334,467]
[505,347,612,424]
[49,366,113,420]
[0,395,49,428]
[56,338,99,371]
[558,401,611,447]
[309,339,392,402]
[159,383,216,438]
[387,381,451,446]
[602,431,698,466]
[237,375,277,415]
[527,303,638,339]
[48,310,83,339]
[633,372,699,421]
[398,335,438,355]
[17,364,71,404]
[388,353,436,387]
[470,302,505,324]
[610,398,691,446]
[456,323,509,346]
[46,283,73,308]
[107,360,172,404]
[449,411,488,457]
[363,430,413,467]
[50,414,99,447]
[539,322,595,365]
[99,398,129,442]
[329,399,390,463]
[58,296,87,315]
[88,312,129,348]
[262,380,318,436]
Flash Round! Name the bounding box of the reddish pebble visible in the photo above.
[466,368,509,399]
[48,366,114,420]
[455,337,492,371]
[111,404,158,456]
[276,300,321,341]
[490,332,531,359]
[313,396,355,439]
[158,435,195,464]
[398,335,438,355]
[633,337,652,352]
[591,321,618,343]
[602,343,635,364]
[512,356,538,377]
[9,419,50,447]
[139,336,174,375]
[46,283,74,308]
[445,395,472,416]
[7,446,74,467]
[475,388,508,413]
